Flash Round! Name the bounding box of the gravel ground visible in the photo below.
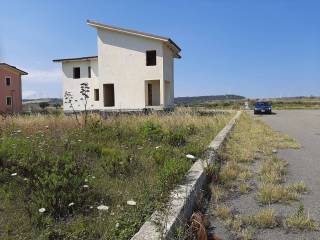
[207,110,320,240]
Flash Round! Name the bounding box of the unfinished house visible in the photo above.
[53,20,181,112]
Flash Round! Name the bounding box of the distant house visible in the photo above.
[0,63,28,113]
[53,20,181,112]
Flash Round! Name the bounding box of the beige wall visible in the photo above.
[62,59,99,111]
[97,28,168,109]
[163,45,174,106]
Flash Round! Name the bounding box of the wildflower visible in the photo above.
[78,139,82,142]
[91,176,96,179]
[38,208,46,213]
[272,149,278,154]
[116,222,120,228]
[11,173,17,176]
[155,146,161,149]
[85,178,88,182]
[186,154,196,159]
[16,130,22,133]
[90,206,93,209]
[97,205,109,211]
[83,185,89,188]
[127,200,137,206]
[68,202,75,207]
[23,178,28,181]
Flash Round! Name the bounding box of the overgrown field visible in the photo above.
[269,97,320,110]
[0,109,231,239]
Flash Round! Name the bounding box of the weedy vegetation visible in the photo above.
[210,113,317,238]
[0,108,231,239]
[241,208,278,229]
[256,184,300,204]
[284,204,318,231]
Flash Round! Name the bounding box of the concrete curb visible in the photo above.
[131,111,242,240]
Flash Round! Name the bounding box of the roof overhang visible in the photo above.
[87,20,181,59]
[52,56,98,63]
[0,63,28,75]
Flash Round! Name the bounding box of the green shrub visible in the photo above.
[101,147,134,177]
[141,121,164,142]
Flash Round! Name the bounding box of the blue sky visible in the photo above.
[1,0,320,99]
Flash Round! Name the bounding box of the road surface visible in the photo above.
[259,110,320,239]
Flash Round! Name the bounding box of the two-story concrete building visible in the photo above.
[0,63,28,113]
[53,20,181,112]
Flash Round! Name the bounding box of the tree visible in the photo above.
[39,102,50,110]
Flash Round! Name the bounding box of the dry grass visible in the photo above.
[239,182,251,194]
[284,205,317,231]
[218,113,299,165]
[242,208,278,228]
[259,157,288,184]
[214,205,232,220]
[225,215,255,240]
[287,182,308,194]
[256,184,300,204]
[219,161,243,185]
[211,185,227,203]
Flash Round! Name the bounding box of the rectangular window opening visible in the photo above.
[94,89,99,101]
[73,67,80,79]
[6,96,12,106]
[5,77,11,86]
[103,84,115,107]
[88,66,91,78]
[146,50,156,66]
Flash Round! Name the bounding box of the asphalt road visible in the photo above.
[259,110,320,239]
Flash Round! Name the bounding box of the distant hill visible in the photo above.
[22,98,63,112]
[23,98,62,105]
[175,94,246,105]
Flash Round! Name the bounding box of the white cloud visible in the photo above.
[22,90,38,99]
[25,68,61,83]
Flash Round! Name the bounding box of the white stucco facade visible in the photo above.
[54,20,181,112]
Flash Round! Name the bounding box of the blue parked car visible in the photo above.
[254,102,272,114]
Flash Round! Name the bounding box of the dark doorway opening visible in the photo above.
[103,84,115,107]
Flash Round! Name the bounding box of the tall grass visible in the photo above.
[0,109,231,239]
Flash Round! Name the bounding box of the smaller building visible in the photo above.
[0,63,28,113]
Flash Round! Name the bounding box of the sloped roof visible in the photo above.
[53,56,98,62]
[0,63,28,75]
[87,20,181,58]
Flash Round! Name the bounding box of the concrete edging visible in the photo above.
[131,111,242,240]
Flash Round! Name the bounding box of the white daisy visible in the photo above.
[186,154,196,159]
[127,200,137,206]
[38,208,46,213]
[97,205,109,211]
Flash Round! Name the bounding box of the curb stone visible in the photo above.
[131,111,242,240]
